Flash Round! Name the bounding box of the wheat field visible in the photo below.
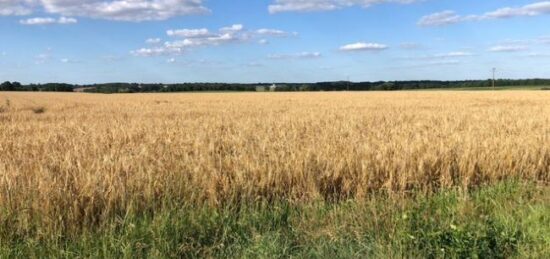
[0,91,549,254]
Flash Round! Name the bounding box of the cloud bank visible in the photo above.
[268,0,420,14]
[419,1,550,26]
[20,16,77,25]
[132,24,297,57]
[1,0,209,21]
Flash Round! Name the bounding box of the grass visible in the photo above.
[0,91,548,257]
[0,182,547,258]
[31,106,46,114]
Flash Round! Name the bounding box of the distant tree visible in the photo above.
[11,82,22,90]
[0,81,14,91]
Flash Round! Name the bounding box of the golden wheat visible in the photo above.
[0,91,549,235]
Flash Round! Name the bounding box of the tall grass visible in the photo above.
[1,182,548,258]
[0,91,548,256]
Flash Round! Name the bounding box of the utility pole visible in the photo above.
[492,68,496,90]
[347,76,350,91]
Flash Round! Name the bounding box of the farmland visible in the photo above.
[0,91,549,257]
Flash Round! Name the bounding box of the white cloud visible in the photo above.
[58,16,77,24]
[489,45,528,52]
[220,24,244,33]
[1,0,209,21]
[20,17,55,25]
[133,24,297,57]
[340,42,388,51]
[268,0,420,14]
[145,38,162,44]
[268,52,321,59]
[167,28,210,38]
[135,25,244,56]
[400,51,474,60]
[417,11,463,26]
[166,57,176,63]
[131,47,183,57]
[0,0,33,16]
[19,16,77,25]
[256,28,298,37]
[419,1,550,26]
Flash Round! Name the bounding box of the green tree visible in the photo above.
[0,81,15,91]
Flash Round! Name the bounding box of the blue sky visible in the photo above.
[1,0,550,84]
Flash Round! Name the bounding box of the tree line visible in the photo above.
[2,79,550,93]
[1,81,73,92]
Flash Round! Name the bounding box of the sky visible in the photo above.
[1,0,550,84]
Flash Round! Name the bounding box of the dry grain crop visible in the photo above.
[0,91,549,235]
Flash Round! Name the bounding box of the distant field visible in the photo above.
[0,91,548,257]
[416,85,550,91]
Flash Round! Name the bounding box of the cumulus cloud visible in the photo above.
[268,52,321,59]
[20,16,77,25]
[133,24,297,57]
[1,0,209,21]
[167,28,211,38]
[419,1,550,26]
[339,42,388,51]
[220,24,244,33]
[268,0,420,14]
[0,0,34,16]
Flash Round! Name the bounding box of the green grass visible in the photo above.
[1,181,548,258]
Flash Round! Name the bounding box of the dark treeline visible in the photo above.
[1,81,74,92]
[1,79,550,93]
